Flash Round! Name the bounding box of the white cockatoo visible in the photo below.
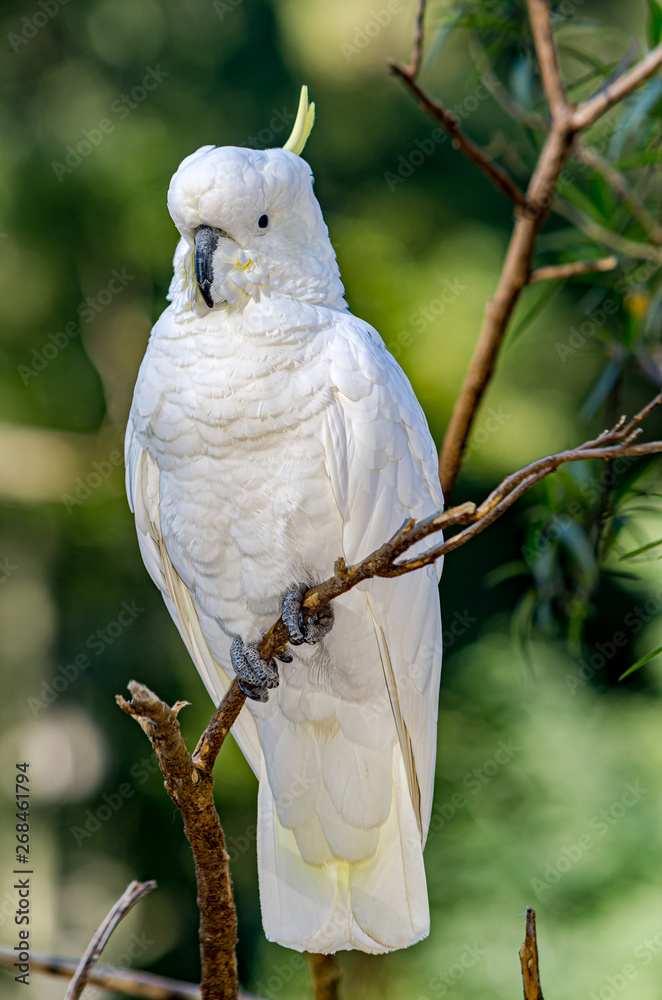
[125,88,443,955]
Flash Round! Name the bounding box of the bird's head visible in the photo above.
[166,87,345,314]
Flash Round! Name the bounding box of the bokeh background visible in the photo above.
[2,0,662,997]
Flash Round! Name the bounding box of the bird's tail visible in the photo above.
[256,746,429,954]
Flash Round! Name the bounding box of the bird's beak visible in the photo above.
[194,225,221,308]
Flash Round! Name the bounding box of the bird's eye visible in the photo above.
[257,214,270,230]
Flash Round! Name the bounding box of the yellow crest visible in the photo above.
[282,86,315,156]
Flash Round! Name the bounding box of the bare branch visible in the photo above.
[116,684,239,1000]
[65,881,157,1000]
[407,0,426,79]
[386,8,662,497]
[519,907,544,1000]
[553,198,662,263]
[572,43,662,132]
[0,946,202,1000]
[388,61,528,208]
[529,255,618,282]
[573,141,662,244]
[527,0,568,122]
[308,953,342,1000]
[0,946,265,1000]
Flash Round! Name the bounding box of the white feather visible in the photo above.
[126,141,443,953]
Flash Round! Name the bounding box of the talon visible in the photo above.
[238,678,268,702]
[231,636,279,701]
[275,649,293,663]
[282,585,335,646]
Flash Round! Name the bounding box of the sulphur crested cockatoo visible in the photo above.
[125,88,443,954]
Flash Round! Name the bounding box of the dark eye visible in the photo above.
[257,214,270,230]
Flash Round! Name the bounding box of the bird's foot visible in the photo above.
[230,637,280,702]
[282,584,335,646]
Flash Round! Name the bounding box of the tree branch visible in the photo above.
[0,946,264,1000]
[387,61,528,208]
[572,43,662,131]
[407,0,426,79]
[251,395,662,668]
[519,907,544,1000]
[116,684,239,1000]
[529,255,618,282]
[65,880,156,1000]
[434,15,662,496]
[527,0,568,122]
[308,953,342,1000]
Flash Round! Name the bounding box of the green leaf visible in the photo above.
[617,149,662,169]
[648,0,662,46]
[619,645,662,680]
[620,537,662,560]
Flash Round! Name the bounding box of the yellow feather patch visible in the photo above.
[283,86,315,157]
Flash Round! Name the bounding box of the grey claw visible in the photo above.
[282,585,335,646]
[230,637,279,701]
[275,649,293,663]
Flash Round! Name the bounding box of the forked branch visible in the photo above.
[389,0,662,496]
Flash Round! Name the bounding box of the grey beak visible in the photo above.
[194,226,220,308]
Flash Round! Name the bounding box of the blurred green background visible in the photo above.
[2,0,662,997]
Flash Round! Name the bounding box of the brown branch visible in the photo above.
[0,946,264,1000]
[407,0,426,78]
[253,394,662,661]
[116,684,239,1000]
[529,255,618,282]
[572,43,662,131]
[528,0,568,122]
[64,880,157,1000]
[434,16,662,496]
[388,61,528,208]
[519,907,544,1000]
[573,141,662,244]
[308,953,342,1000]
[0,946,201,999]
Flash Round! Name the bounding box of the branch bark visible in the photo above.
[519,907,544,1000]
[116,684,239,1000]
[0,945,264,1000]
[308,953,342,1000]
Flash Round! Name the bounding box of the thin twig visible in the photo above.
[553,198,662,263]
[528,0,568,122]
[529,255,618,282]
[0,946,201,999]
[0,946,264,1000]
[308,953,342,1000]
[573,141,662,244]
[407,0,426,78]
[572,43,662,131]
[116,685,238,1000]
[64,880,157,1000]
[519,907,544,1000]
[388,61,528,208]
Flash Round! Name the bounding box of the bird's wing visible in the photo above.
[124,418,264,775]
[323,315,443,842]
